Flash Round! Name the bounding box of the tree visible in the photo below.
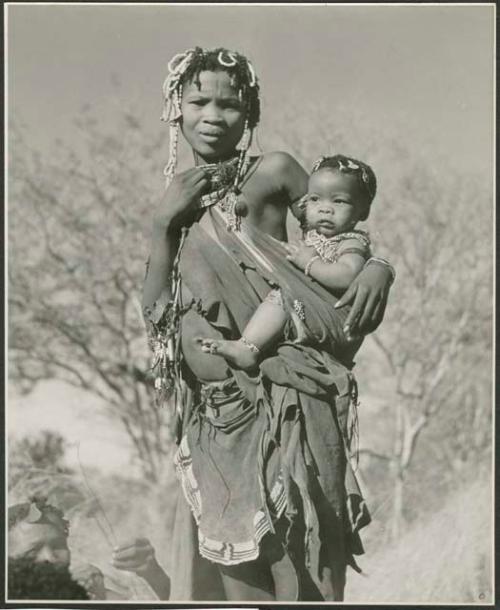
[9,110,175,483]
[11,430,69,472]
[364,162,492,539]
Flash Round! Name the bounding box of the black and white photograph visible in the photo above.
[4,2,495,605]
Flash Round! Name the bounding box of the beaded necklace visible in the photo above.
[199,157,239,207]
[198,152,252,230]
[304,228,371,263]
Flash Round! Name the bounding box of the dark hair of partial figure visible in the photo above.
[8,557,89,600]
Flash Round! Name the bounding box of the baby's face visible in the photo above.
[304,168,366,237]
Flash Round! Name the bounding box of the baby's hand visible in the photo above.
[285,242,317,271]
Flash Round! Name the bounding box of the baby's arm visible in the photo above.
[307,239,368,292]
[287,238,368,293]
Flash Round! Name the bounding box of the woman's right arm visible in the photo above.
[142,223,180,314]
[142,168,209,317]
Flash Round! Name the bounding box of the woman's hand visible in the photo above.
[285,242,317,271]
[153,167,209,230]
[334,261,393,337]
[71,563,107,600]
[111,537,158,578]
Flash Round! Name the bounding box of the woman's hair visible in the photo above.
[8,557,89,600]
[310,154,377,221]
[8,496,69,537]
[161,46,260,187]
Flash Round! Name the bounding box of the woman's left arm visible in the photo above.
[334,258,395,336]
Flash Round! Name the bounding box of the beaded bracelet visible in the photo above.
[305,255,320,277]
[364,256,396,284]
[239,336,260,353]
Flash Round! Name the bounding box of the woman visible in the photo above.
[143,47,394,601]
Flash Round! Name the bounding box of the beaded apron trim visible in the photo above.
[174,434,286,566]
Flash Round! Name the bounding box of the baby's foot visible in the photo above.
[198,338,260,371]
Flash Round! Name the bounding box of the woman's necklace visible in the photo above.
[198,156,240,208]
[196,152,252,231]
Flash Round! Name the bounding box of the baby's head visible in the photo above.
[300,154,377,237]
[8,496,71,566]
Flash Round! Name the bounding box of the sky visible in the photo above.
[7,3,495,175]
[6,2,495,474]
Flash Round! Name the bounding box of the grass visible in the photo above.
[346,477,493,604]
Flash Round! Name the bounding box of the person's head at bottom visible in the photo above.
[8,496,71,565]
[8,496,88,600]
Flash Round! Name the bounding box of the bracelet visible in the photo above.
[364,256,396,284]
[305,255,320,277]
[239,336,260,353]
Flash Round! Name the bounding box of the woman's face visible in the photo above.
[9,521,71,566]
[180,70,246,162]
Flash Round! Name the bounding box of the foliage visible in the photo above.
[10,429,69,472]
[9,113,173,482]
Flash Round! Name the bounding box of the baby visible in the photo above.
[200,154,376,370]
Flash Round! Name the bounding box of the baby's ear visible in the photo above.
[297,195,308,210]
[296,196,308,222]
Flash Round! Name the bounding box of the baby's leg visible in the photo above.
[199,293,287,371]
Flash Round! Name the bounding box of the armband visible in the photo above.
[364,256,396,284]
[305,255,320,277]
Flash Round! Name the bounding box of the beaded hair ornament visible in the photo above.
[161,47,259,230]
[310,154,376,202]
[8,497,70,537]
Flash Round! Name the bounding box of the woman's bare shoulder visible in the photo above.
[258,151,305,174]
[241,152,308,210]
[252,151,308,196]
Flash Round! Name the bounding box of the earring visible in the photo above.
[164,120,179,188]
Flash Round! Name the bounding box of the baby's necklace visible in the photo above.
[305,228,371,262]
